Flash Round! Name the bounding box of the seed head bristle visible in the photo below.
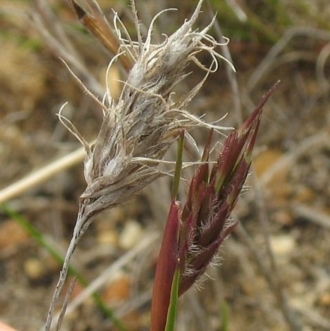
[72,0,232,219]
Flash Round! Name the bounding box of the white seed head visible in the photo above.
[64,0,233,219]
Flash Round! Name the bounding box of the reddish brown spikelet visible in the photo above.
[150,84,277,331]
[178,84,278,295]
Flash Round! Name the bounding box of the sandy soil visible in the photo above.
[0,1,330,331]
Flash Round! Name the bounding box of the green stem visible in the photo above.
[171,131,185,200]
[165,263,181,331]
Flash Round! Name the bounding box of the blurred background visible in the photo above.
[0,1,330,330]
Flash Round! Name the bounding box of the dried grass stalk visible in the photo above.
[45,0,233,329]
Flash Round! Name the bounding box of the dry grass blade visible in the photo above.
[30,0,104,95]
[251,170,302,331]
[207,2,242,126]
[46,233,158,330]
[247,27,330,92]
[55,278,76,331]
[68,0,133,72]
[0,147,85,204]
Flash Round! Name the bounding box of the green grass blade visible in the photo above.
[171,131,184,200]
[1,203,128,331]
[220,300,229,331]
[164,263,180,331]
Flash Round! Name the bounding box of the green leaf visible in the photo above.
[165,263,181,331]
[220,300,229,331]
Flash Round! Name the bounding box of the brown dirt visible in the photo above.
[1,1,330,331]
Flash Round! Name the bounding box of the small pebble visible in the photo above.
[269,235,296,257]
[97,230,118,246]
[24,258,45,280]
[118,220,143,250]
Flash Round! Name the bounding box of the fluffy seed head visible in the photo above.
[65,0,233,222]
